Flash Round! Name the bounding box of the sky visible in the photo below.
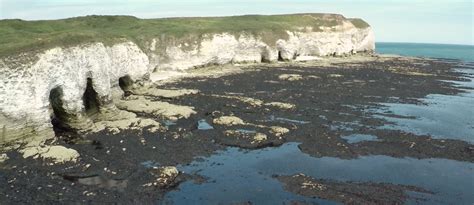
[1,0,473,45]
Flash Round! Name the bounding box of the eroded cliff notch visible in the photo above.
[49,86,72,132]
[119,75,133,92]
[50,78,103,135]
[83,78,100,116]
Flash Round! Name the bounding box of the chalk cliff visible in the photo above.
[0,14,375,149]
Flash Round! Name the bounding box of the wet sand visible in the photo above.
[1,55,473,204]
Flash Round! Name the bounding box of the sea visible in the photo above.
[162,43,474,205]
[376,42,474,62]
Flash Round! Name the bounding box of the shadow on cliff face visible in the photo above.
[119,75,133,92]
[49,86,73,133]
[49,78,102,136]
[83,78,100,116]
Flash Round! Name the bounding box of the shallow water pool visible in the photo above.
[163,143,474,204]
[370,68,474,143]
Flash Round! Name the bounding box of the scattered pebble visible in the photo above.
[328,74,343,78]
[279,74,303,81]
[264,102,296,110]
[0,153,9,163]
[269,126,290,136]
[213,116,245,126]
[252,133,268,144]
[145,166,179,188]
[84,164,91,170]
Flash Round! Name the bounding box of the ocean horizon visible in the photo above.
[376,42,474,62]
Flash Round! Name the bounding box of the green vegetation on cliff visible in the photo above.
[348,18,371,29]
[0,13,371,57]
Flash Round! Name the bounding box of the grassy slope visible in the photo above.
[348,18,371,29]
[0,13,370,57]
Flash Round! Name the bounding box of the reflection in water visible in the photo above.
[268,115,310,124]
[164,68,474,204]
[329,121,362,131]
[235,129,257,134]
[141,160,160,168]
[370,68,474,144]
[341,134,380,144]
[63,175,128,191]
[197,119,214,130]
[162,120,177,129]
[163,143,474,205]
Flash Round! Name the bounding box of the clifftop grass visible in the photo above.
[348,18,371,29]
[0,13,371,57]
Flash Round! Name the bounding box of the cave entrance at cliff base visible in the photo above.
[83,78,101,116]
[119,75,133,92]
[49,87,73,132]
[278,51,284,61]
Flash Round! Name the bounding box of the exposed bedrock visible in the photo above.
[0,14,375,150]
[153,25,374,71]
[0,42,150,148]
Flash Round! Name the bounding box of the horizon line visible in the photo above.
[376,42,474,47]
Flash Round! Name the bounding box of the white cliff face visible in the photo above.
[278,27,375,59]
[0,24,375,148]
[153,33,276,71]
[0,42,150,145]
[153,26,374,71]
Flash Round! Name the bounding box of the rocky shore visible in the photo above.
[0,14,374,155]
[1,54,473,204]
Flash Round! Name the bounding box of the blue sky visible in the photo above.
[1,0,473,45]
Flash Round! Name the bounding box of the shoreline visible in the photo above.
[1,54,473,204]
